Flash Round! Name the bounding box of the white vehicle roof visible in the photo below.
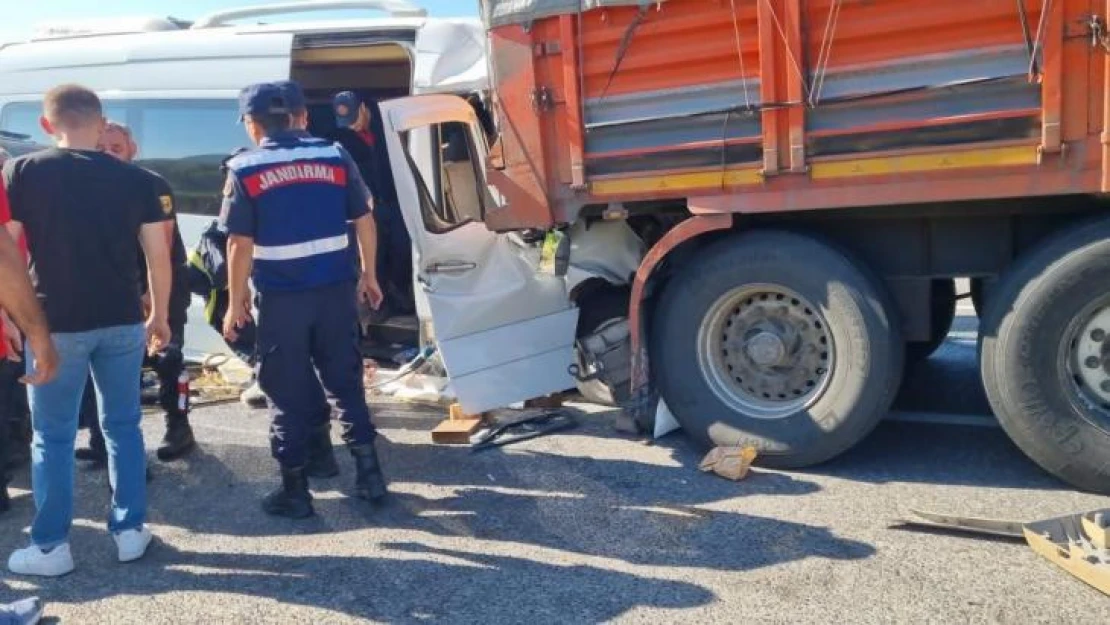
[0,1,487,97]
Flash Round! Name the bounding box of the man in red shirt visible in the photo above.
[0,148,32,510]
[0,167,58,515]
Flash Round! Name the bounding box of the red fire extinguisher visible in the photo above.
[177,371,190,414]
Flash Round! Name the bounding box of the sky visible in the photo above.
[0,0,478,43]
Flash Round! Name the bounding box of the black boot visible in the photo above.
[75,420,107,466]
[350,444,388,502]
[156,413,196,462]
[0,476,9,514]
[305,425,340,479]
[262,466,314,519]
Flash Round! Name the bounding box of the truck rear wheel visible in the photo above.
[980,218,1110,494]
[651,230,904,468]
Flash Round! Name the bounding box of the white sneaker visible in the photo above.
[113,527,152,563]
[7,543,75,577]
[0,596,44,625]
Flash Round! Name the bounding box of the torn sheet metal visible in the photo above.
[565,219,645,294]
[412,19,490,94]
[1024,511,1110,596]
[898,508,1110,596]
[902,508,1025,539]
[482,0,670,28]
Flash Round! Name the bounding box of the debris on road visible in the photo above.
[899,508,1025,539]
[698,446,758,481]
[470,410,578,452]
[897,508,1110,596]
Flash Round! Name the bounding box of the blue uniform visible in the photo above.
[221,131,377,467]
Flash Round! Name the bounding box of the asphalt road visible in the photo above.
[2,314,1109,623]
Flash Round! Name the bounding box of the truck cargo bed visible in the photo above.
[482,0,1105,228]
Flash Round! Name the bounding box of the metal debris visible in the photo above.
[897,508,1110,596]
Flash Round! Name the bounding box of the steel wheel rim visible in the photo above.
[696,284,835,420]
[1061,298,1110,435]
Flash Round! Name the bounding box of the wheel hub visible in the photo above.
[1072,307,1110,405]
[746,331,787,366]
[698,286,834,420]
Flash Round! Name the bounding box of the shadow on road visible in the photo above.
[1,419,875,621]
[144,431,871,570]
[3,526,716,623]
[893,315,992,416]
[807,420,1065,490]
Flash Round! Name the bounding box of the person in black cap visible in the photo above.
[275,80,311,137]
[330,91,413,321]
[221,82,387,518]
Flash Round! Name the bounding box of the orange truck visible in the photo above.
[382,0,1110,493]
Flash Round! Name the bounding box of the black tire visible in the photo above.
[906,279,957,362]
[651,230,904,468]
[980,218,1110,494]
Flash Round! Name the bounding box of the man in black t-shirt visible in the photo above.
[2,85,171,576]
[74,122,195,466]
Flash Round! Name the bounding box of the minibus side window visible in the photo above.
[1,101,126,150]
[130,99,243,217]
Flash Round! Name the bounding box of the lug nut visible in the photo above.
[1088,356,1102,369]
[1094,329,1107,342]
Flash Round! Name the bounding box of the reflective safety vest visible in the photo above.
[225,135,357,292]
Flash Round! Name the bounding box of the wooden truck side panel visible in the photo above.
[483,0,1109,230]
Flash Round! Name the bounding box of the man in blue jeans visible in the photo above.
[1,84,172,577]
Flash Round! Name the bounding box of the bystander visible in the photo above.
[75,122,196,465]
[2,84,171,577]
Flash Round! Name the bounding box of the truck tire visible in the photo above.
[651,230,904,468]
[906,279,957,362]
[980,218,1110,494]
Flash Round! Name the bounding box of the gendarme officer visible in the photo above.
[220,82,387,518]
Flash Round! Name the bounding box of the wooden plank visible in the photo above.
[431,418,485,445]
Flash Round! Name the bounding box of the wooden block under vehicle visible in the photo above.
[432,418,485,444]
[449,403,483,421]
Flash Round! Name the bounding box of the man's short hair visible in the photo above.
[43,84,103,129]
[103,120,133,139]
[248,112,292,135]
